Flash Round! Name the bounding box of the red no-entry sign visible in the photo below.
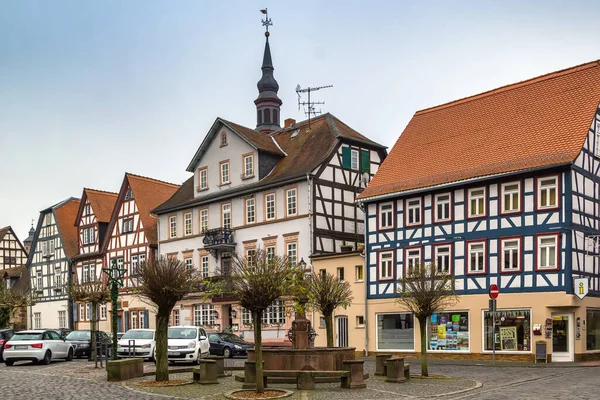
[489,284,499,299]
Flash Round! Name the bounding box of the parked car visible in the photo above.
[44,328,71,340]
[0,329,16,362]
[65,330,112,358]
[3,330,73,366]
[117,329,155,361]
[167,326,210,364]
[208,332,253,358]
[116,332,125,341]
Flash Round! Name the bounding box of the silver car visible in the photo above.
[3,330,74,366]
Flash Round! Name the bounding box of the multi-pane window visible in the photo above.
[435,245,451,273]
[83,265,90,283]
[406,248,421,274]
[502,182,521,213]
[337,267,345,281]
[194,304,215,326]
[58,310,66,328]
[538,235,558,270]
[379,251,394,280]
[122,218,134,233]
[185,258,194,272]
[201,255,209,278]
[169,215,177,238]
[172,309,180,326]
[220,161,230,185]
[130,255,139,276]
[36,270,43,290]
[262,300,286,325]
[85,264,96,282]
[266,193,276,220]
[34,313,41,329]
[220,132,227,147]
[131,311,138,329]
[100,304,107,320]
[355,265,363,281]
[200,209,209,233]
[538,176,558,209]
[139,310,145,329]
[242,308,253,325]
[501,238,521,272]
[79,304,85,321]
[222,203,231,229]
[434,193,451,222]
[83,227,95,245]
[350,149,359,170]
[286,188,297,216]
[244,154,254,177]
[184,212,193,235]
[199,168,208,190]
[247,249,257,267]
[287,242,297,266]
[125,188,134,200]
[86,303,91,321]
[379,202,394,229]
[54,266,62,287]
[406,198,421,226]
[468,188,486,217]
[246,198,256,224]
[84,203,91,216]
[468,241,486,273]
[266,246,276,263]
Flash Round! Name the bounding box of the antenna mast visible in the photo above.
[296,84,333,129]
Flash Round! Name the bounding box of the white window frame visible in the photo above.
[434,193,452,223]
[286,188,297,217]
[84,203,91,216]
[266,193,276,221]
[222,203,231,229]
[537,176,559,210]
[379,251,394,280]
[122,218,134,233]
[131,310,138,330]
[36,270,43,289]
[378,202,394,230]
[406,198,422,226]
[169,215,177,238]
[337,267,345,282]
[501,182,521,214]
[184,212,193,236]
[537,234,559,270]
[355,265,363,281]
[100,304,107,320]
[244,154,254,178]
[467,241,486,274]
[468,187,486,218]
[287,242,297,266]
[435,244,451,273]
[350,149,359,170]
[246,198,256,224]
[185,258,193,272]
[173,309,180,326]
[34,312,41,329]
[261,300,286,325]
[266,246,276,263]
[200,209,209,233]
[199,168,208,190]
[406,248,421,274]
[501,238,521,272]
[194,304,215,326]
[54,266,62,287]
[201,255,209,278]
[220,161,230,185]
[58,310,67,328]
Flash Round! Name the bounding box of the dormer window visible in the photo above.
[220,132,228,147]
[220,160,230,185]
[243,153,254,179]
[82,227,95,245]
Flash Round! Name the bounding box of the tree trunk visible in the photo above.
[324,312,334,347]
[155,309,170,382]
[90,303,97,362]
[253,309,264,393]
[418,316,428,377]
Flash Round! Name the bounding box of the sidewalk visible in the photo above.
[394,356,600,369]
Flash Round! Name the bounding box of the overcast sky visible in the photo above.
[1,0,600,240]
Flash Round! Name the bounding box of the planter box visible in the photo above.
[107,358,144,381]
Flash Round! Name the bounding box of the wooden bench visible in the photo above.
[263,370,350,390]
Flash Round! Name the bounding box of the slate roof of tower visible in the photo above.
[357,60,600,201]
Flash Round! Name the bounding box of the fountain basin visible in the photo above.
[247,347,356,371]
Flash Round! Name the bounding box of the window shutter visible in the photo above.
[73,303,78,322]
[143,310,149,329]
[117,316,122,332]
[341,146,351,169]
[124,311,130,331]
[361,150,370,173]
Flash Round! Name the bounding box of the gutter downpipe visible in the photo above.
[360,202,368,356]
[307,173,315,327]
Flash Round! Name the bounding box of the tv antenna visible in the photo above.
[296,84,333,129]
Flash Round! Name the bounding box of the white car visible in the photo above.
[3,330,74,366]
[117,329,156,361]
[167,326,210,364]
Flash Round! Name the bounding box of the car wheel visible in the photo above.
[223,347,232,358]
[66,348,73,361]
[40,350,52,365]
[4,359,14,366]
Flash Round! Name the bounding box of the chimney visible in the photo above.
[284,118,296,128]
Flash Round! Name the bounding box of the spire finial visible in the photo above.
[260,8,272,38]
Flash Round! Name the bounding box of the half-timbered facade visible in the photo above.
[357,61,600,362]
[154,31,386,343]
[27,198,80,330]
[72,188,118,330]
[0,226,28,270]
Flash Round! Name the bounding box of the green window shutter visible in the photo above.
[361,150,370,173]
[341,146,351,169]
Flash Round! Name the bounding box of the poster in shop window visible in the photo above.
[500,326,517,351]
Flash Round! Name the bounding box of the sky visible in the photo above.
[1,0,600,240]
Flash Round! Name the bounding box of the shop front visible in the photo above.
[483,308,531,353]
[428,311,470,352]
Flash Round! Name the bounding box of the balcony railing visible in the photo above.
[202,228,235,250]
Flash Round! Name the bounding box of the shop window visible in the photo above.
[376,313,414,350]
[428,312,469,351]
[586,309,600,351]
[483,309,531,352]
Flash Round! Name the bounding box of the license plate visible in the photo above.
[16,345,29,350]
[168,352,180,356]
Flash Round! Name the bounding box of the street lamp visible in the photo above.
[103,259,126,360]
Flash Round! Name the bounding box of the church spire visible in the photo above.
[255,9,282,133]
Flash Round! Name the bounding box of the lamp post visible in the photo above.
[103,259,126,360]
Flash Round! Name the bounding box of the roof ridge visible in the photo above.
[84,188,119,196]
[273,113,329,135]
[126,172,179,188]
[416,60,600,116]
[220,118,259,133]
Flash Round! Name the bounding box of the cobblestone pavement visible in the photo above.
[1,357,599,399]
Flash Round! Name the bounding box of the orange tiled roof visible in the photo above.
[54,198,81,258]
[358,60,600,200]
[83,188,118,223]
[126,173,180,244]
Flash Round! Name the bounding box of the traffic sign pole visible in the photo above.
[489,284,499,366]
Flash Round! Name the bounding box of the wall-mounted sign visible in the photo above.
[574,277,589,300]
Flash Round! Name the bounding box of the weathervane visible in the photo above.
[260,8,272,36]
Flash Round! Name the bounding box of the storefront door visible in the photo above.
[552,313,574,362]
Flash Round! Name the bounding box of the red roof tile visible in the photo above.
[358,60,600,200]
[54,198,81,258]
[82,189,118,223]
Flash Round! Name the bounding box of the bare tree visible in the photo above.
[396,262,457,376]
[206,249,297,393]
[308,272,353,347]
[136,256,198,382]
[0,280,35,328]
[66,277,110,361]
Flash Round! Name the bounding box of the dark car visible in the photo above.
[208,332,253,358]
[65,330,112,358]
[0,329,16,361]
